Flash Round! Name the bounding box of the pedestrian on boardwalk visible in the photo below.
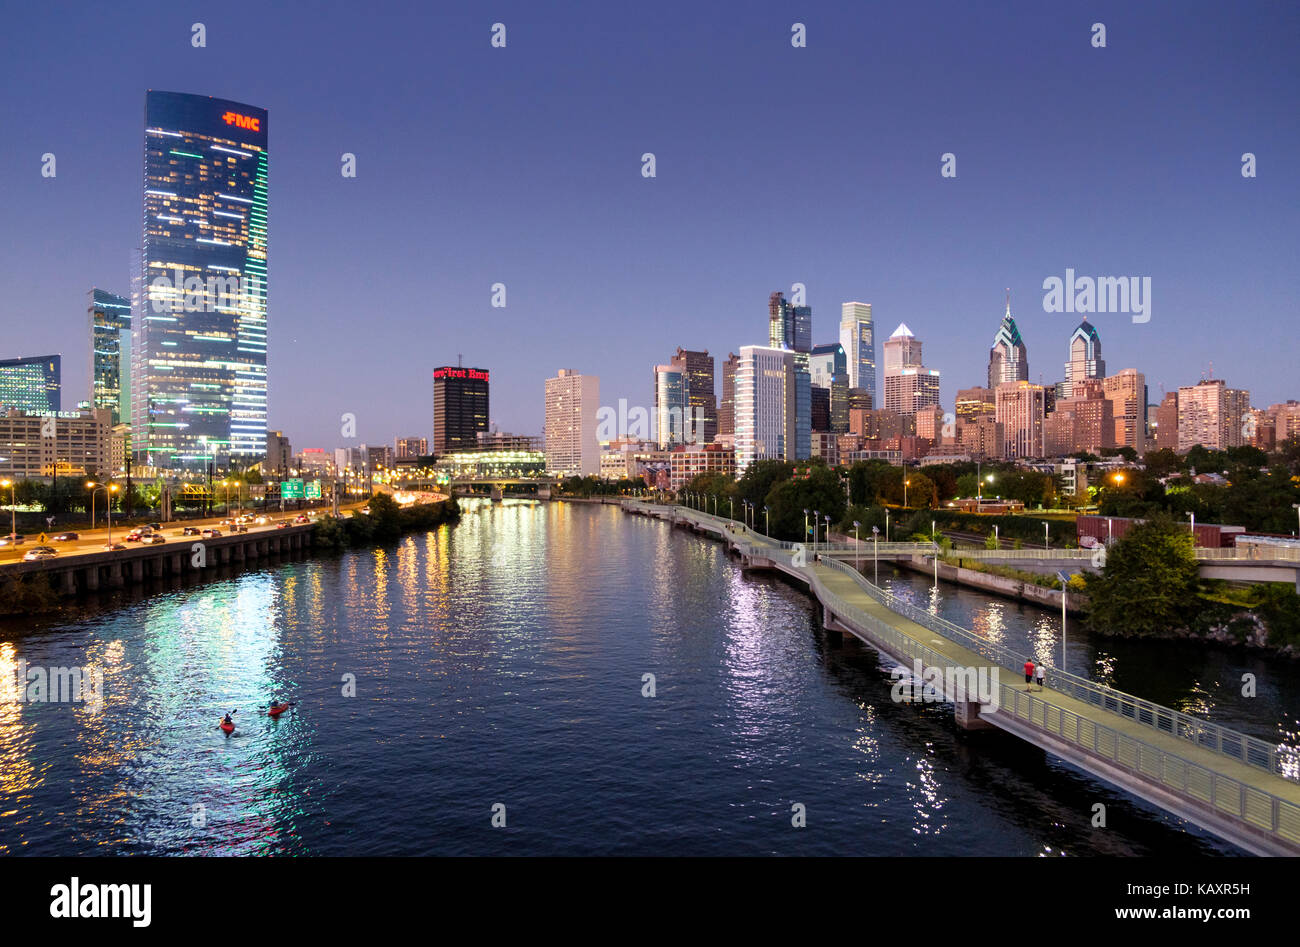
[1036,662,1046,691]
[1024,658,1035,691]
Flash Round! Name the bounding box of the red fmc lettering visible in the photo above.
[222,111,261,132]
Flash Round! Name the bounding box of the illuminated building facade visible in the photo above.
[433,366,490,455]
[132,91,269,472]
[0,355,61,413]
[89,289,132,424]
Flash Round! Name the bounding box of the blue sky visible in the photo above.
[1,0,1296,449]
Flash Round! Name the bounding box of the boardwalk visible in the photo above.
[624,500,1300,856]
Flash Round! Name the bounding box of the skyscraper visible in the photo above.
[995,381,1046,459]
[1102,369,1147,453]
[433,366,490,454]
[1062,320,1105,399]
[809,342,849,433]
[735,345,796,473]
[988,294,1029,390]
[881,324,941,416]
[766,292,811,459]
[653,364,689,447]
[718,352,740,437]
[0,355,61,413]
[89,289,132,425]
[670,347,717,443]
[132,91,268,472]
[839,302,876,400]
[545,369,600,477]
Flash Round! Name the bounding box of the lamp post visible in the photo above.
[803,508,809,549]
[729,497,734,521]
[885,508,890,543]
[853,520,860,571]
[823,514,830,553]
[1293,503,1300,538]
[1186,511,1195,545]
[813,509,820,554]
[904,478,910,509]
[763,505,770,536]
[1044,521,1050,550]
[871,524,879,584]
[1056,570,1071,671]
[88,481,119,547]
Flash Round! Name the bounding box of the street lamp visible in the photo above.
[812,509,820,554]
[763,505,770,536]
[803,508,809,548]
[1044,521,1050,550]
[729,496,734,521]
[904,478,910,509]
[871,524,879,584]
[853,520,861,571]
[885,508,890,543]
[1186,511,1195,545]
[823,514,830,552]
[87,481,120,547]
[1293,503,1300,538]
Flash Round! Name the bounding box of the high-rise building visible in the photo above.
[432,366,489,455]
[718,352,740,437]
[653,364,689,447]
[1044,393,1115,457]
[0,355,61,413]
[132,91,269,472]
[1154,391,1179,451]
[544,369,600,476]
[395,436,428,459]
[735,345,796,473]
[89,289,132,424]
[670,347,717,443]
[882,324,941,416]
[1177,379,1250,452]
[839,302,876,400]
[266,430,292,476]
[995,381,1046,458]
[810,342,849,433]
[955,386,996,422]
[810,385,831,431]
[1062,320,1105,399]
[0,406,110,479]
[988,295,1029,390]
[768,291,811,353]
[1102,369,1147,453]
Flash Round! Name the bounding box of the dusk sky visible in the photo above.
[2,0,1296,450]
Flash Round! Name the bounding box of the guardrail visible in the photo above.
[817,555,1297,782]
[809,570,1300,848]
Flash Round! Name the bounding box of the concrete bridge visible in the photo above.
[622,500,1300,856]
[394,476,555,501]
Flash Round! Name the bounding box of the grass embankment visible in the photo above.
[311,495,461,550]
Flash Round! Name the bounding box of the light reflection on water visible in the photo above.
[0,503,1260,856]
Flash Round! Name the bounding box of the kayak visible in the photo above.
[267,703,290,718]
[220,720,235,733]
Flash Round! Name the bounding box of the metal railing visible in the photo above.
[808,572,1300,847]
[816,555,1296,782]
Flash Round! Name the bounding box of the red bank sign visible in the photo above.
[222,111,261,132]
[434,368,489,382]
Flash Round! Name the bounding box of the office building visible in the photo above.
[839,302,876,399]
[266,431,292,476]
[988,295,1029,390]
[1102,369,1148,454]
[132,90,269,472]
[544,369,600,476]
[955,386,996,422]
[670,347,717,443]
[735,345,796,473]
[995,380,1047,459]
[1061,320,1105,399]
[89,289,132,424]
[395,436,428,459]
[768,291,811,352]
[810,342,849,433]
[668,443,736,490]
[0,355,61,414]
[653,363,689,447]
[1178,379,1250,452]
[882,324,941,416]
[1154,392,1179,451]
[1044,393,1115,457]
[718,352,740,437]
[0,407,110,479]
[433,366,490,454]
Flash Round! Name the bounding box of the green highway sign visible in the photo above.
[306,480,322,499]
[281,479,305,499]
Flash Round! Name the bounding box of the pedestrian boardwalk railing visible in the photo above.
[815,554,1297,782]
[808,571,1300,847]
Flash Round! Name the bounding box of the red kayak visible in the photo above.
[267,703,290,718]
[220,720,234,734]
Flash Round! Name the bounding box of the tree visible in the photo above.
[367,492,402,540]
[764,466,846,541]
[1084,512,1199,636]
[734,459,792,511]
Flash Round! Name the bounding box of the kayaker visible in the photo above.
[222,712,233,726]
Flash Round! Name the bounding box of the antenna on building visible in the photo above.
[458,353,463,368]
[1005,287,1011,312]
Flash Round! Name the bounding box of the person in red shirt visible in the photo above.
[1024,659,1035,691]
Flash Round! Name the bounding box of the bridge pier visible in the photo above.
[953,700,994,731]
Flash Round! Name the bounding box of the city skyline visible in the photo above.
[3,1,1296,451]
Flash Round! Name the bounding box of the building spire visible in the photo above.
[1005,287,1011,313]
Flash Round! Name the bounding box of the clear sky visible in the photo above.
[2,0,1296,450]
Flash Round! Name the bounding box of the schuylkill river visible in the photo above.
[2,500,1297,856]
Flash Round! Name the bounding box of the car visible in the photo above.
[0,534,25,547]
[254,516,269,525]
[125,529,148,542]
[23,546,57,561]
[201,528,222,538]
[147,523,162,531]
[52,532,79,542]
[230,524,248,533]
[293,515,309,524]
[275,521,290,529]
[144,534,166,545]
[102,542,126,551]
[179,526,200,536]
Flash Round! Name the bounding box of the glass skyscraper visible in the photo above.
[132,91,268,471]
[839,302,876,402]
[89,289,131,424]
[0,355,60,413]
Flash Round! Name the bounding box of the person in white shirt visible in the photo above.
[1036,663,1046,690]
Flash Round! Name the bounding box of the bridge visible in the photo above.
[622,500,1300,856]
[392,476,556,501]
